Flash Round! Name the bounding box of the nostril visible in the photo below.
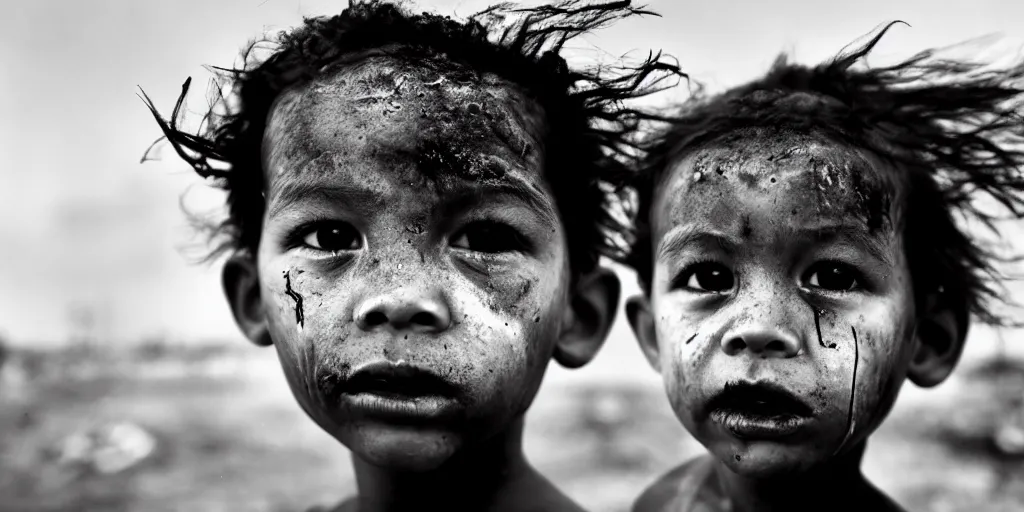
[723,337,746,355]
[765,339,786,353]
[364,311,388,327]
[410,311,437,327]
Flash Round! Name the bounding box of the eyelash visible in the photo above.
[801,260,867,293]
[450,219,532,255]
[284,218,531,258]
[670,258,732,293]
[669,259,868,294]
[285,220,362,255]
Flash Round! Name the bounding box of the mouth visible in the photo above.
[337,361,464,423]
[706,381,814,440]
[345,362,460,399]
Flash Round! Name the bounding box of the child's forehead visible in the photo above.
[654,129,899,235]
[261,52,548,192]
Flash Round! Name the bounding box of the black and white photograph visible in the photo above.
[2,1,1024,510]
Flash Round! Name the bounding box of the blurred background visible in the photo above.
[2,0,1024,510]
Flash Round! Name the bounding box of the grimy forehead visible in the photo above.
[656,128,900,233]
[261,52,547,188]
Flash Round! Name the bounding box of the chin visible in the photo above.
[713,440,821,478]
[346,424,464,472]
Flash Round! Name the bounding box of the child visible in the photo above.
[619,23,1024,512]
[141,1,679,511]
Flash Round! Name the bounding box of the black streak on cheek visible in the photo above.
[812,307,837,349]
[685,333,698,345]
[740,215,753,239]
[846,327,860,427]
[283,270,305,328]
[840,326,861,452]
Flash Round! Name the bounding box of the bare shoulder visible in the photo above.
[632,455,716,512]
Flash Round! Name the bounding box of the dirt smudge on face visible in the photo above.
[268,51,547,203]
[283,269,305,329]
[673,127,895,235]
[484,276,537,316]
[740,215,753,239]
[812,306,837,349]
[835,325,861,455]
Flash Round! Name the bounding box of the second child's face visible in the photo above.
[635,131,920,476]
[255,56,570,470]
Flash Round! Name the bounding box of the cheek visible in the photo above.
[476,263,566,377]
[446,274,562,425]
[256,262,358,418]
[650,293,705,417]
[849,311,915,432]
[813,300,915,443]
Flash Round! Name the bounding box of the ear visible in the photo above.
[626,294,660,373]
[222,254,273,347]
[907,289,967,388]
[553,267,620,369]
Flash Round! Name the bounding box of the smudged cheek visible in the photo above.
[809,307,913,443]
[451,279,557,424]
[258,262,359,410]
[800,309,861,435]
[846,313,916,441]
[651,294,707,427]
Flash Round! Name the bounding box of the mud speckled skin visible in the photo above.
[645,129,918,477]
[255,54,571,470]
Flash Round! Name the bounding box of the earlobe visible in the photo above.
[222,254,272,347]
[626,295,660,373]
[553,267,620,369]
[907,291,967,388]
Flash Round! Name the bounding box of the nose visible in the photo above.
[354,288,452,334]
[721,323,801,358]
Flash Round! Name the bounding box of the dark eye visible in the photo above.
[451,221,528,254]
[805,261,860,291]
[675,262,734,292]
[302,223,362,252]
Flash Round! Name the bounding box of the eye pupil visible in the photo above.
[816,264,856,290]
[314,225,359,251]
[681,263,734,292]
[697,267,734,291]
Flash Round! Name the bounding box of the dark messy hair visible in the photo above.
[139,0,680,276]
[624,22,1024,328]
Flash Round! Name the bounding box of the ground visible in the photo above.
[1,338,1023,512]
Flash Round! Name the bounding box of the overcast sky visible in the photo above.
[2,0,1022,373]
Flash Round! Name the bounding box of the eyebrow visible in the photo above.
[439,176,559,226]
[657,227,737,260]
[657,223,894,266]
[798,224,895,266]
[267,180,383,219]
[267,174,558,225]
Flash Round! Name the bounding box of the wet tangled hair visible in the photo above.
[624,22,1024,328]
[139,0,681,277]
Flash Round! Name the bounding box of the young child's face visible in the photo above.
[633,130,922,476]
[247,55,578,470]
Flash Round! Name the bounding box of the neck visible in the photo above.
[711,442,879,512]
[350,418,532,512]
